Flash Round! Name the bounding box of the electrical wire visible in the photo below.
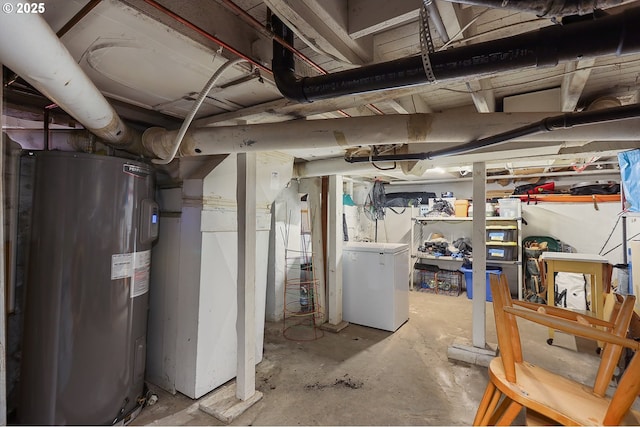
[153,57,245,164]
[364,181,387,222]
[437,9,490,51]
[372,161,397,171]
[601,231,640,257]
[440,17,545,50]
[598,214,621,255]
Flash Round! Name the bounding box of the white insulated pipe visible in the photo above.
[142,112,640,158]
[2,1,639,163]
[0,4,145,152]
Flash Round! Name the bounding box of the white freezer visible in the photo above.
[342,242,409,331]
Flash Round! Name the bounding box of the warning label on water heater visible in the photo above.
[111,253,133,279]
[132,250,151,298]
[111,250,151,298]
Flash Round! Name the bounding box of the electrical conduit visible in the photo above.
[152,58,246,165]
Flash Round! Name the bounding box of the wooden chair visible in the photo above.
[473,273,640,426]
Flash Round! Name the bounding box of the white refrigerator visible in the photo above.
[342,242,409,331]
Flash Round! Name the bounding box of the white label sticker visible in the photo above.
[111,253,133,280]
[111,250,151,298]
[270,171,279,190]
[131,250,151,298]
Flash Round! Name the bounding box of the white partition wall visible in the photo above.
[147,153,293,399]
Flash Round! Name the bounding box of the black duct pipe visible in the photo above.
[344,102,640,163]
[440,0,636,17]
[272,7,640,103]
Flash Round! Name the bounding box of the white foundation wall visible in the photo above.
[266,182,301,322]
[147,153,293,399]
[340,180,638,297]
[382,179,639,265]
[519,202,640,264]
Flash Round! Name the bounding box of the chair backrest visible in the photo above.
[489,272,640,425]
[593,292,634,396]
[488,272,521,383]
[488,272,634,394]
[605,348,640,424]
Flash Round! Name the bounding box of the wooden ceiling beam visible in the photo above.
[264,0,372,65]
[561,58,596,112]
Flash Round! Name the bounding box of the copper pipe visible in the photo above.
[219,0,384,116]
[218,0,326,75]
[144,0,352,117]
[143,0,271,74]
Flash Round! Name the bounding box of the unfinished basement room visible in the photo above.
[3,0,640,425]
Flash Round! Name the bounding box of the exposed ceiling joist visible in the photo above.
[561,58,596,112]
[436,0,496,112]
[263,0,372,65]
[467,78,496,112]
[122,0,264,64]
[348,0,420,39]
[193,84,439,126]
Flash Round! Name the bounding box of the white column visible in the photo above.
[327,175,344,325]
[472,162,487,349]
[236,153,256,401]
[300,178,327,323]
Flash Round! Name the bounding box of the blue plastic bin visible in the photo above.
[460,267,502,302]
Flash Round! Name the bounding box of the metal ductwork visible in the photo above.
[440,0,638,17]
[272,7,640,103]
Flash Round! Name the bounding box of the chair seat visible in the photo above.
[489,358,640,426]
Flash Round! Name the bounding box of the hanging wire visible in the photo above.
[364,180,387,222]
[372,161,397,171]
[153,55,246,164]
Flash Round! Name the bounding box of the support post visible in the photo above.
[300,178,327,323]
[472,161,487,348]
[327,175,346,328]
[236,152,256,401]
[198,153,263,421]
[447,162,497,367]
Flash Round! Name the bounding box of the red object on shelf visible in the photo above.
[527,182,555,194]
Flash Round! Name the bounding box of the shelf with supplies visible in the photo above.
[415,252,520,265]
[410,206,524,300]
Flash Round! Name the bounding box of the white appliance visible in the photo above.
[342,242,409,331]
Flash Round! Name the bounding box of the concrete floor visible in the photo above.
[132,291,610,426]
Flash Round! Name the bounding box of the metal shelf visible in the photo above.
[413,216,521,222]
[410,206,524,299]
[414,254,465,262]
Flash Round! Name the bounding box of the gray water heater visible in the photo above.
[19,152,158,425]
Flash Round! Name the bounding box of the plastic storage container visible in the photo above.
[498,198,521,218]
[486,225,517,242]
[486,241,518,261]
[460,267,502,301]
[454,200,469,217]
